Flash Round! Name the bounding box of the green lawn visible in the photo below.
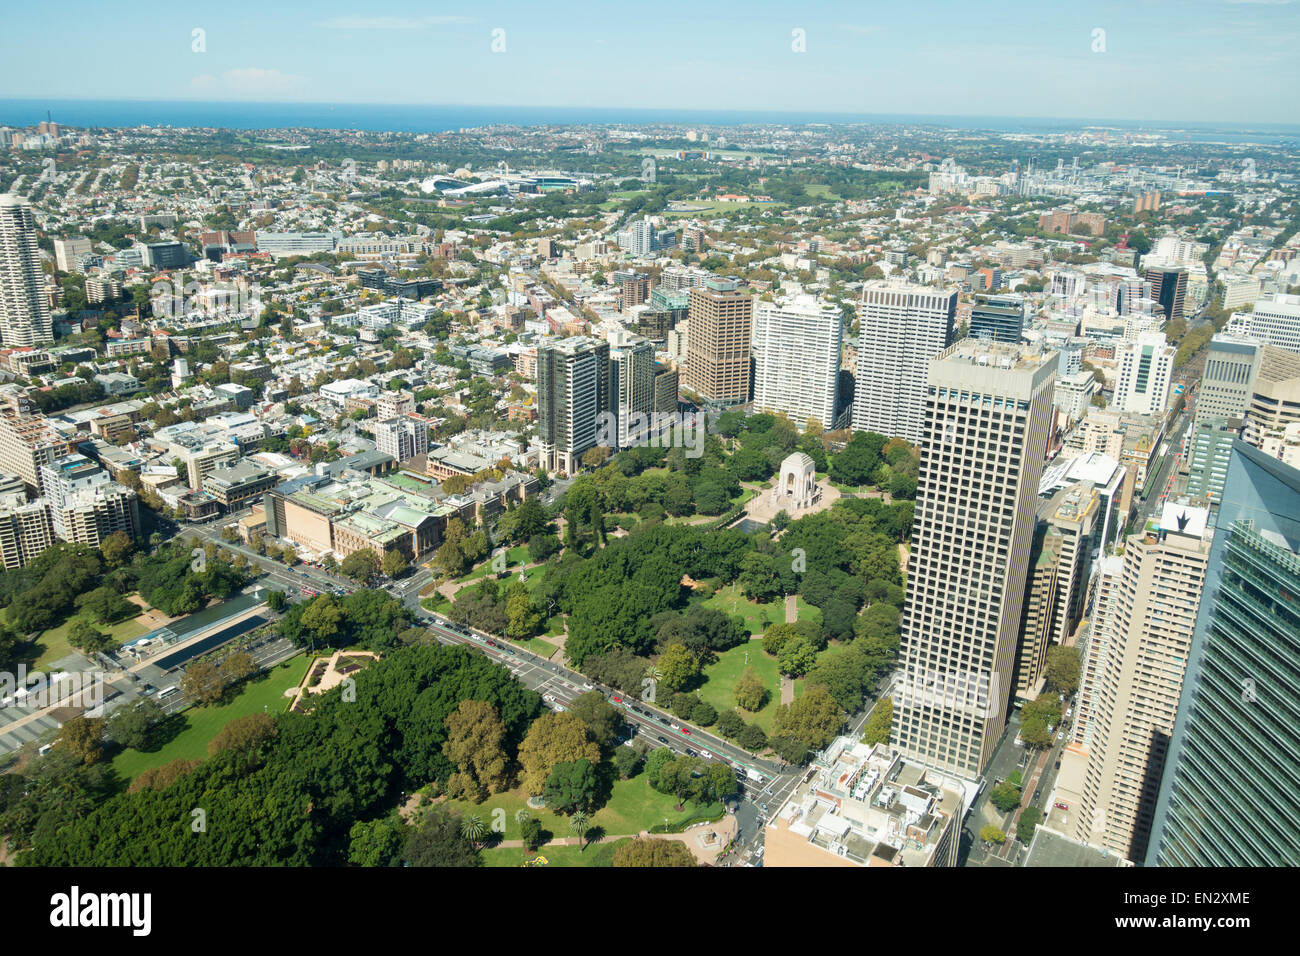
[438,768,721,846]
[454,545,530,587]
[696,640,794,733]
[482,839,629,867]
[695,583,784,635]
[109,655,311,782]
[9,608,149,670]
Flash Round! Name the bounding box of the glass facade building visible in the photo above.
[1146,441,1300,866]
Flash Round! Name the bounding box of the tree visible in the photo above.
[567,691,623,750]
[613,836,696,867]
[341,549,380,584]
[519,815,544,851]
[543,758,599,816]
[100,531,135,569]
[657,642,699,693]
[772,685,844,752]
[381,549,408,579]
[980,824,1006,845]
[55,715,106,765]
[569,810,591,852]
[738,671,764,712]
[989,781,1022,814]
[208,712,278,757]
[517,711,601,794]
[442,700,511,802]
[460,813,488,849]
[348,815,405,866]
[504,579,543,639]
[613,743,643,779]
[861,697,893,746]
[265,589,287,612]
[67,618,113,654]
[1016,806,1043,843]
[301,594,346,645]
[180,659,225,705]
[1044,645,1082,695]
[776,634,818,677]
[404,806,481,867]
[107,698,164,751]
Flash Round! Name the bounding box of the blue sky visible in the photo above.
[0,0,1296,123]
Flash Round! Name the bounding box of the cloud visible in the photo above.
[316,15,476,30]
[189,68,308,98]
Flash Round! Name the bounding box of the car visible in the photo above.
[610,695,623,704]
[1032,788,1041,801]
[471,635,485,643]
[1056,731,1065,741]
[1055,802,1070,811]
[685,749,698,757]
[700,750,713,760]
[581,683,594,691]
[656,736,668,744]
[680,727,692,736]
[486,641,498,648]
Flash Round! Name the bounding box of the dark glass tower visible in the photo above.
[1146,441,1300,866]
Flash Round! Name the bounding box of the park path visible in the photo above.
[779,594,797,704]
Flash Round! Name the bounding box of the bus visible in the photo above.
[158,686,179,701]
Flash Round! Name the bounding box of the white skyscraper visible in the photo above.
[752,294,843,430]
[852,280,956,443]
[1113,332,1175,416]
[608,330,655,448]
[892,340,1056,779]
[1225,292,1300,354]
[0,194,54,348]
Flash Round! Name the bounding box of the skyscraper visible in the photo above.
[1144,265,1187,324]
[1225,292,1300,354]
[853,280,956,444]
[536,336,610,474]
[1147,442,1300,866]
[752,293,843,430]
[683,279,753,407]
[1064,501,1211,861]
[1196,333,1262,429]
[607,330,655,448]
[892,340,1056,778]
[0,194,54,348]
[969,294,1024,343]
[1112,332,1176,416]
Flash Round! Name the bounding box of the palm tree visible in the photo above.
[569,811,589,853]
[461,813,487,849]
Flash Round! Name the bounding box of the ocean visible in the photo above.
[1,99,1297,144]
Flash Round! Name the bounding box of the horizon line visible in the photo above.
[1,96,1298,132]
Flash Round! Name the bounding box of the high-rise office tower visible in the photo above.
[853,280,957,444]
[1185,416,1238,501]
[1242,345,1300,449]
[1067,501,1211,861]
[0,194,54,348]
[1197,333,1262,429]
[683,279,753,407]
[892,340,1056,778]
[1014,483,1103,697]
[969,294,1024,343]
[752,294,843,430]
[1112,332,1176,416]
[607,330,655,448]
[1144,265,1187,324]
[1146,442,1300,866]
[536,336,610,474]
[1225,292,1300,354]
[652,363,678,414]
[1073,553,1125,748]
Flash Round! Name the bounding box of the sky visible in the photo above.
[0,0,1297,124]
